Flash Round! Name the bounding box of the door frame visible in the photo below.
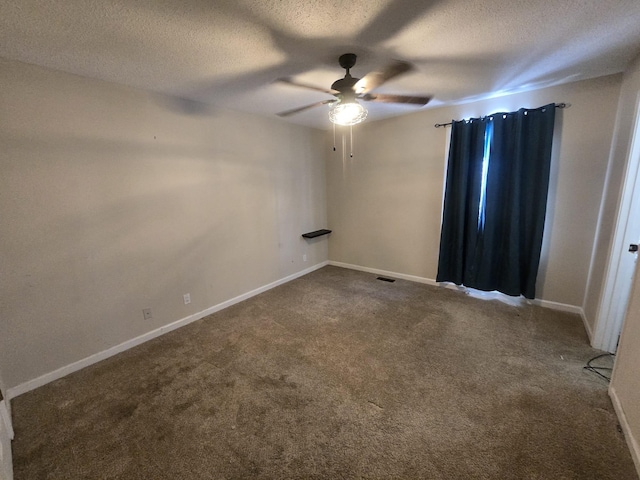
[594,93,640,352]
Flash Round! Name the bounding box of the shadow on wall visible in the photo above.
[153,95,218,116]
[536,107,565,299]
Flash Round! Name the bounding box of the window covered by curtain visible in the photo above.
[436,104,556,299]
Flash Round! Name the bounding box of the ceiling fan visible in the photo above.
[276,53,432,126]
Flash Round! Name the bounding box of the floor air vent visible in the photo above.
[377,277,396,283]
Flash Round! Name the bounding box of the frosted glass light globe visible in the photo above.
[329,101,368,126]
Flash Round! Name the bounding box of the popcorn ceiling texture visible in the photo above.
[0,0,639,128]
[11,267,638,479]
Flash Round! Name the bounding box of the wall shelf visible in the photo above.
[302,229,332,239]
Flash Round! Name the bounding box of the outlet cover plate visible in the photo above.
[142,308,152,320]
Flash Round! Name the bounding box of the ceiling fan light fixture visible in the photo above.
[328,101,368,126]
[276,54,430,124]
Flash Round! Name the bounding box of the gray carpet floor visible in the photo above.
[11,266,639,479]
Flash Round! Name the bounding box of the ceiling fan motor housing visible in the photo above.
[331,76,359,94]
[338,53,357,70]
[332,53,360,96]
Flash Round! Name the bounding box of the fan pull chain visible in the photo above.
[342,132,346,163]
[333,122,336,152]
[342,133,347,178]
[350,124,354,158]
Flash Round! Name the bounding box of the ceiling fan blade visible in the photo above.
[276,78,339,95]
[276,99,337,117]
[354,61,413,94]
[362,93,432,105]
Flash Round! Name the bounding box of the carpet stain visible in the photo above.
[254,374,298,390]
[108,402,138,421]
[172,401,193,414]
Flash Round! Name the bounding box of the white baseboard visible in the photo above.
[328,260,584,316]
[0,403,11,441]
[7,261,328,400]
[610,385,640,476]
[0,400,13,480]
[328,261,439,286]
[579,310,594,343]
[6,259,586,399]
[528,298,584,316]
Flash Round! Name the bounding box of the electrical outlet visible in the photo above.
[303,254,307,262]
[142,308,152,320]
[183,293,191,305]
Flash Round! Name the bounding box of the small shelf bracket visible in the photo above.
[302,229,332,239]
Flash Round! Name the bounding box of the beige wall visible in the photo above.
[0,58,327,390]
[584,55,640,334]
[327,75,622,308]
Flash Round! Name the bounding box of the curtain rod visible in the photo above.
[434,102,569,128]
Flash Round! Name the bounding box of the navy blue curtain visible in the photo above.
[436,104,556,299]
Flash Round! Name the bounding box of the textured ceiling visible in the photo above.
[1,0,640,129]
